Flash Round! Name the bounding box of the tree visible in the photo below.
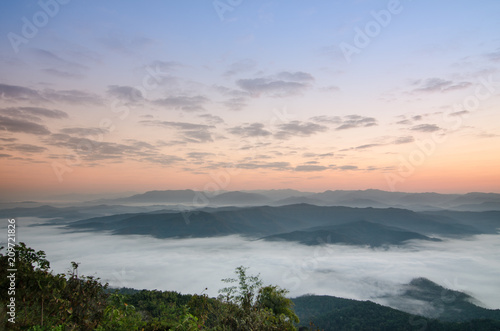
[0,243,108,330]
[217,266,299,330]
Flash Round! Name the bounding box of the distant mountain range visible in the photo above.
[380,277,500,322]
[84,189,500,212]
[3,188,498,247]
[60,203,499,247]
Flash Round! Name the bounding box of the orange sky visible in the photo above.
[1,1,499,201]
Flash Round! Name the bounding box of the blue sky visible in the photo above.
[0,0,499,199]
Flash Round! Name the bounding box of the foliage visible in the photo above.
[0,242,108,330]
[215,266,300,330]
[293,294,500,331]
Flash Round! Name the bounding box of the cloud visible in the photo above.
[335,115,377,131]
[198,114,224,125]
[275,71,315,82]
[354,143,383,150]
[142,155,185,165]
[45,134,179,163]
[237,78,306,97]
[319,85,341,93]
[42,89,103,105]
[140,120,214,143]
[32,48,87,80]
[274,121,327,139]
[413,78,472,93]
[485,48,500,62]
[0,107,68,121]
[336,165,358,170]
[214,85,250,111]
[449,110,469,117]
[295,165,329,172]
[0,153,11,158]
[214,85,249,98]
[5,143,47,153]
[396,119,412,125]
[228,123,272,137]
[302,152,334,158]
[224,97,248,111]
[31,48,87,70]
[0,115,51,135]
[153,95,208,112]
[107,85,144,103]
[0,83,45,102]
[0,83,102,105]
[145,60,181,72]
[59,127,109,137]
[237,161,291,170]
[224,59,257,76]
[410,124,441,132]
[17,224,500,309]
[393,136,415,144]
[236,71,314,97]
[310,115,342,124]
[187,152,215,160]
[42,68,84,79]
[343,136,415,152]
[140,120,213,131]
[98,35,154,55]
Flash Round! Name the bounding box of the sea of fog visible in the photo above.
[8,217,500,311]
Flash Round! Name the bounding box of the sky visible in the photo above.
[0,0,499,200]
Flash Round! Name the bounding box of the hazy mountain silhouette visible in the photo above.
[379,277,500,322]
[262,220,440,247]
[79,189,500,211]
[65,204,497,244]
[294,277,500,330]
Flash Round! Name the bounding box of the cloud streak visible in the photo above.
[275,121,327,139]
[0,115,51,135]
[412,78,472,93]
[140,120,215,143]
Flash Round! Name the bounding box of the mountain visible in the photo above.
[0,204,166,221]
[262,220,440,247]
[65,204,493,243]
[379,278,500,322]
[271,196,327,206]
[422,210,500,233]
[209,191,270,206]
[99,189,199,204]
[452,201,500,212]
[243,189,313,200]
[70,189,500,211]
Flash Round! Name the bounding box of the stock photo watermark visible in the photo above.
[339,0,407,63]
[7,0,71,54]
[6,218,17,324]
[384,74,499,191]
[51,62,170,182]
[213,0,244,22]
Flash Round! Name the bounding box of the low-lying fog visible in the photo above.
[11,217,500,312]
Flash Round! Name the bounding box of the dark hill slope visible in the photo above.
[262,220,440,247]
[67,204,485,241]
[382,277,500,322]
